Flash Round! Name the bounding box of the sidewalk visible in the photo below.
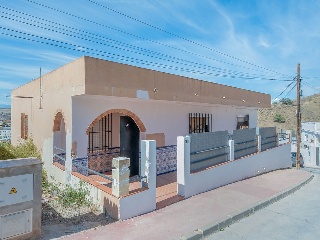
[61,169,312,240]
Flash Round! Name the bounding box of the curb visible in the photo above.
[179,173,314,240]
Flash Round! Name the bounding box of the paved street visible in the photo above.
[206,167,320,240]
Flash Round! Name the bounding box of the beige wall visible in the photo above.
[11,57,86,153]
[84,56,270,108]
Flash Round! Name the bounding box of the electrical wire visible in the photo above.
[0,10,283,80]
[271,79,296,102]
[283,82,297,99]
[0,10,296,81]
[301,81,320,92]
[88,0,291,78]
[26,0,292,78]
[1,26,285,79]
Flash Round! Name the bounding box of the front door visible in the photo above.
[120,116,140,176]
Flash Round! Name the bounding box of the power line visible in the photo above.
[88,0,292,78]
[271,79,296,102]
[25,0,291,78]
[0,10,294,82]
[0,10,285,80]
[283,82,297,98]
[301,81,320,92]
[1,26,288,80]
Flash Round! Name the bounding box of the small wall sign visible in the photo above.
[9,187,17,194]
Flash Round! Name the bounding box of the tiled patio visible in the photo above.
[86,171,184,209]
[156,171,184,209]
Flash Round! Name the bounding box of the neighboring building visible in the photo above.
[0,126,11,142]
[301,122,320,167]
[11,56,271,179]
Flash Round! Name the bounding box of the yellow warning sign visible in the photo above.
[9,187,17,194]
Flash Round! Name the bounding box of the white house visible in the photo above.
[10,56,278,218]
[301,122,320,167]
[11,56,271,177]
[0,127,11,142]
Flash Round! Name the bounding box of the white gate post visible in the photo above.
[177,136,190,197]
[65,131,72,185]
[286,130,292,143]
[140,140,156,191]
[257,135,262,152]
[112,157,130,197]
[229,140,234,161]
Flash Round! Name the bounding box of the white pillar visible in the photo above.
[112,157,130,197]
[286,130,292,143]
[257,135,262,152]
[177,136,190,197]
[43,137,53,174]
[228,140,234,161]
[65,131,72,184]
[140,140,156,191]
[140,140,157,211]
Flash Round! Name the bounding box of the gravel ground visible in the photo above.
[41,190,116,239]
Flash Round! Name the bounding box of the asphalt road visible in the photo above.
[206,167,320,240]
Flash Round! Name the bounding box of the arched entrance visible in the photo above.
[120,116,140,176]
[86,109,146,176]
[53,111,66,163]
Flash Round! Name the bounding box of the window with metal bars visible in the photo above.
[236,114,249,129]
[87,114,113,153]
[189,113,212,134]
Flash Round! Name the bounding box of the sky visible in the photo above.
[0,0,320,107]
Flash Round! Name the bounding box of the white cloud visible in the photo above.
[0,81,19,90]
[257,35,270,48]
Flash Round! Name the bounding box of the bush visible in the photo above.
[0,143,16,160]
[280,98,293,105]
[57,182,91,209]
[274,114,286,123]
[0,139,41,160]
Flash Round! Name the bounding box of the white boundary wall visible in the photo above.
[118,140,157,219]
[68,140,156,220]
[177,136,291,198]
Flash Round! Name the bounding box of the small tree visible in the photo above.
[280,98,293,105]
[274,114,285,123]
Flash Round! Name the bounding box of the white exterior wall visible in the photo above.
[0,128,11,141]
[72,95,258,157]
[301,122,320,167]
[69,140,157,220]
[302,122,320,132]
[177,136,291,198]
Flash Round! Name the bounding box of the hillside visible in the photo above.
[258,93,320,133]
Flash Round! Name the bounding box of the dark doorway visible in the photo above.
[120,116,140,176]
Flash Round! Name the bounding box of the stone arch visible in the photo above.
[52,110,67,160]
[53,110,67,132]
[86,109,146,135]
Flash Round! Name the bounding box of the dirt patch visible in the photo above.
[41,192,116,239]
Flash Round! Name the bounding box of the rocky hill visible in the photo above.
[258,93,320,133]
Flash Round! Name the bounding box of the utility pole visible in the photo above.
[296,63,301,170]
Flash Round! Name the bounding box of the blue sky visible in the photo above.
[1,0,320,107]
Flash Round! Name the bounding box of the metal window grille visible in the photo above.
[88,114,112,153]
[21,113,28,139]
[189,113,212,134]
